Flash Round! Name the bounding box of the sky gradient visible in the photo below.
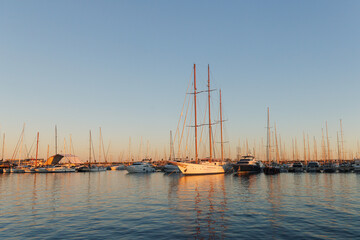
[1,1,360,161]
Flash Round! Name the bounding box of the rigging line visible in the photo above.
[11,124,25,161]
[178,88,191,158]
[174,68,193,147]
[27,135,37,158]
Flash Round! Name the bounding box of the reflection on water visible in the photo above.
[169,175,228,239]
[1,172,360,239]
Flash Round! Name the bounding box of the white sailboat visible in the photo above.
[172,64,225,175]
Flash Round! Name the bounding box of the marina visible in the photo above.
[2,1,360,239]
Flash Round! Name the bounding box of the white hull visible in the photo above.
[171,161,225,175]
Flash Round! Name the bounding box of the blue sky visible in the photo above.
[1,1,360,160]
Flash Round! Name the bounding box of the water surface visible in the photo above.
[0,172,359,239]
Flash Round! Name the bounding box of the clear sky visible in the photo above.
[1,0,360,161]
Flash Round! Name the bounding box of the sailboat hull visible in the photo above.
[172,162,225,175]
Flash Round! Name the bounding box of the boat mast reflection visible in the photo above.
[168,174,228,239]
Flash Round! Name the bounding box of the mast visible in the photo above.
[193,64,198,163]
[326,121,331,162]
[2,133,5,161]
[19,127,24,167]
[99,127,102,163]
[307,134,310,162]
[303,132,306,165]
[89,130,92,165]
[266,107,271,163]
[55,125,57,155]
[321,128,326,162]
[207,64,212,162]
[292,138,295,161]
[170,130,175,161]
[313,136,318,161]
[340,119,344,162]
[220,89,224,162]
[275,123,280,164]
[35,132,39,167]
[337,132,340,161]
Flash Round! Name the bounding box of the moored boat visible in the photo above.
[163,163,180,173]
[288,162,304,173]
[126,162,156,173]
[233,155,262,174]
[306,162,321,173]
[263,163,281,175]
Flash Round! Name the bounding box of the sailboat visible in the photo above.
[263,108,280,175]
[171,64,226,175]
[78,130,106,172]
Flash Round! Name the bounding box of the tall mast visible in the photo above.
[35,132,39,167]
[207,64,212,162]
[99,127,102,163]
[266,107,271,163]
[55,125,57,155]
[321,128,326,161]
[193,64,198,163]
[292,138,295,161]
[337,132,341,161]
[313,136,318,161]
[2,133,5,161]
[220,89,224,162]
[303,132,306,164]
[19,126,24,166]
[340,119,344,161]
[170,131,173,161]
[326,121,331,162]
[275,123,280,164]
[89,130,92,165]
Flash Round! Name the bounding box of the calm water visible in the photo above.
[0,171,359,239]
